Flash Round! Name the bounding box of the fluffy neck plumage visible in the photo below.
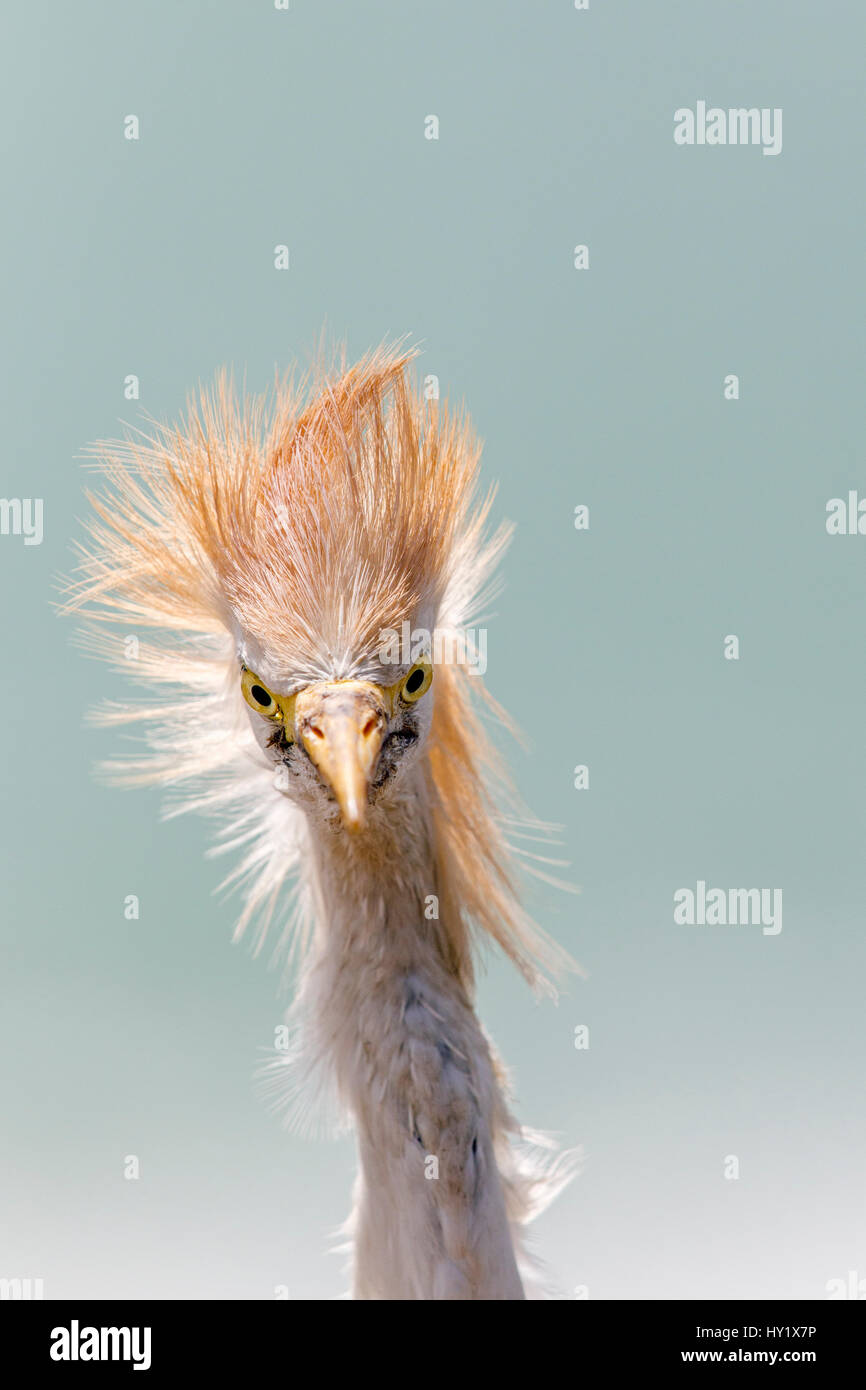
[299,765,526,1300]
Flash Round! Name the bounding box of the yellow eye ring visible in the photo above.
[398,660,433,704]
[241,668,281,720]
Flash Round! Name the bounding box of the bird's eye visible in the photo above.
[399,660,433,704]
[241,668,281,719]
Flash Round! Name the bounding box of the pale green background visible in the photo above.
[1,1,864,1300]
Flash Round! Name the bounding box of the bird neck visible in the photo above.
[308,762,465,984]
[300,763,525,1299]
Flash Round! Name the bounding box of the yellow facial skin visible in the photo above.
[240,661,433,831]
[240,666,298,729]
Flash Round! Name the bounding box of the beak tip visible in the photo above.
[341,799,366,833]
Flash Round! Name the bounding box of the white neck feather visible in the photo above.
[298,766,526,1300]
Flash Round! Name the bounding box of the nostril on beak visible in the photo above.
[308,722,325,740]
[361,716,379,738]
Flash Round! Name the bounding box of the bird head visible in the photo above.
[64,342,571,987]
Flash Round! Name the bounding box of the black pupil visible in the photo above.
[250,685,272,707]
[405,668,425,695]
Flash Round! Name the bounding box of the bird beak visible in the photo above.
[294,682,387,833]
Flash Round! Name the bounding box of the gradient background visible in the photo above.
[1,1,864,1300]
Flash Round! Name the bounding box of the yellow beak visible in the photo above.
[293,681,387,832]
